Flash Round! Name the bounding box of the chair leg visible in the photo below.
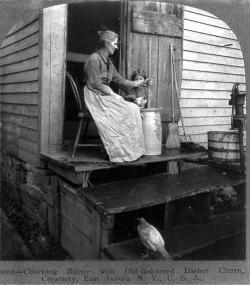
[82,120,90,143]
[72,119,83,158]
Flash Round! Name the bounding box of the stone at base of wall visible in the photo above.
[19,183,48,229]
[1,153,52,232]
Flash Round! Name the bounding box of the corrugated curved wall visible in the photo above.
[180,6,246,147]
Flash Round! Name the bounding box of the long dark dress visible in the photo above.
[84,50,146,163]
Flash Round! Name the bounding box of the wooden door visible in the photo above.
[123,1,183,141]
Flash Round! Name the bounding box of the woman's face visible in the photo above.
[106,38,118,55]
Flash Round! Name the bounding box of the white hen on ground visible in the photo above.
[137,217,171,260]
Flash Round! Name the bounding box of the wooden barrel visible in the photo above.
[208,130,246,162]
[141,108,162,155]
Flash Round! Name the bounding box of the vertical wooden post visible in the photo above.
[119,1,128,78]
[166,157,180,231]
[177,159,184,173]
[40,4,67,154]
[100,215,115,252]
[164,202,176,232]
[237,122,245,173]
[51,175,61,243]
[82,171,91,188]
[167,160,179,175]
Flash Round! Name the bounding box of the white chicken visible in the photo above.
[137,217,171,260]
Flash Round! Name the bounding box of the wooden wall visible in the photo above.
[180,6,246,147]
[0,12,41,165]
[124,1,183,142]
[126,1,183,115]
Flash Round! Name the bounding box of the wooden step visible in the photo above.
[103,210,245,260]
[208,159,246,172]
[81,166,245,215]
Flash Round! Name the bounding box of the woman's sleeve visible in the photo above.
[84,55,114,95]
[111,64,136,94]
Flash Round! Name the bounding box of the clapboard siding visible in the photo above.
[0,69,39,84]
[181,89,238,99]
[184,20,236,40]
[181,80,245,91]
[0,33,39,58]
[1,104,38,117]
[1,19,39,48]
[0,57,39,76]
[181,116,231,127]
[0,45,39,67]
[184,6,217,19]
[184,31,240,49]
[20,127,38,143]
[1,131,38,153]
[0,82,39,93]
[184,10,230,29]
[2,122,38,142]
[180,98,230,108]
[19,137,38,153]
[182,108,232,117]
[183,51,244,67]
[182,61,245,75]
[183,40,243,58]
[179,124,231,135]
[0,93,38,104]
[1,113,38,130]
[180,6,246,146]
[182,70,245,84]
[0,13,40,165]
[7,12,40,36]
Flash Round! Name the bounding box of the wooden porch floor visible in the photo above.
[41,147,207,173]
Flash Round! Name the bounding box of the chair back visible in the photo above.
[66,72,86,113]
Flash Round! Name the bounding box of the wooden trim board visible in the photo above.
[40,4,67,154]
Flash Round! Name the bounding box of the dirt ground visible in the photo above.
[0,205,70,260]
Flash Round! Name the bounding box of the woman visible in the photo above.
[83,30,152,163]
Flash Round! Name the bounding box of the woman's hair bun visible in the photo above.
[96,29,118,46]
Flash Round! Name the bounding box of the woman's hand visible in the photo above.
[145,78,153,87]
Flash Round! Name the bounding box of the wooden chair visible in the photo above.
[66,72,99,158]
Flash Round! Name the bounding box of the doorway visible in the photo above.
[64,1,121,145]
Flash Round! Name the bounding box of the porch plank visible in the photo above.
[42,148,207,173]
[81,166,244,215]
